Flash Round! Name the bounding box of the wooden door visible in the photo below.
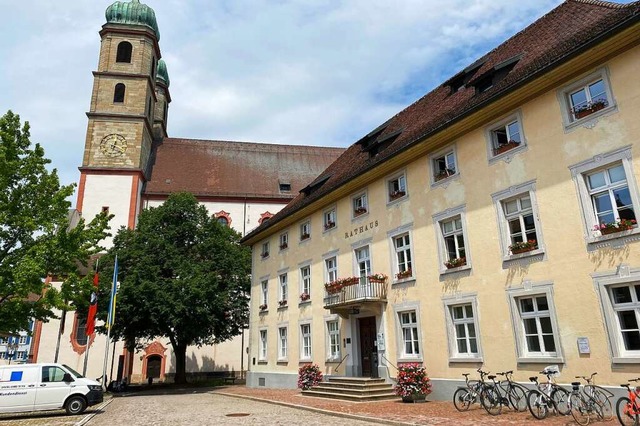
[358,316,376,377]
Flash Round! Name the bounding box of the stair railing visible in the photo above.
[381,354,399,383]
[333,353,349,374]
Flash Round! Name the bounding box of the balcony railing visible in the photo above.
[323,278,388,309]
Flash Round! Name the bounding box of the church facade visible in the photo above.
[242,0,640,399]
[28,0,343,383]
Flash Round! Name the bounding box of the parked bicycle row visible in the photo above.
[452,366,640,425]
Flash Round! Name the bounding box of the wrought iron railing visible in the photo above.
[323,278,388,308]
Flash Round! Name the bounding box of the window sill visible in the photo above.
[299,238,311,244]
[448,356,483,363]
[612,357,640,364]
[277,305,288,311]
[279,247,289,253]
[587,227,640,249]
[326,358,342,363]
[298,300,311,307]
[258,310,269,315]
[299,358,312,363]
[258,360,268,365]
[516,356,564,364]
[565,105,617,132]
[431,173,460,188]
[397,356,423,363]
[260,256,270,261]
[503,248,545,262]
[352,212,370,221]
[276,359,288,364]
[323,226,337,234]
[387,194,409,207]
[489,144,527,165]
[392,277,416,286]
[440,264,471,276]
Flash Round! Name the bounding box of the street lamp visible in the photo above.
[7,340,18,365]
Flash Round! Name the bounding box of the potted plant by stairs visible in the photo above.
[394,363,432,403]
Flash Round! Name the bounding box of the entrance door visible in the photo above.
[358,316,376,377]
[146,355,162,379]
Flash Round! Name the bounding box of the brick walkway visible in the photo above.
[213,386,592,425]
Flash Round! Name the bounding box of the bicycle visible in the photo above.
[481,370,529,415]
[452,369,488,411]
[568,378,604,425]
[526,367,570,420]
[575,372,614,422]
[616,378,640,426]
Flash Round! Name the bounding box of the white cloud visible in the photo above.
[0,0,568,190]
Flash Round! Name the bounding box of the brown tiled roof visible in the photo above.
[243,0,640,242]
[144,138,344,199]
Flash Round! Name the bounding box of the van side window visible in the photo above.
[42,366,66,383]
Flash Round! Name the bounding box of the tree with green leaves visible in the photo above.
[101,192,251,384]
[0,110,111,335]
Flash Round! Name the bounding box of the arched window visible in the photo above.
[151,57,157,79]
[214,211,232,227]
[116,41,132,63]
[113,83,126,103]
[217,216,229,226]
[259,212,274,225]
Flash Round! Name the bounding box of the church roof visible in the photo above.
[144,138,345,200]
[105,0,160,41]
[242,0,640,243]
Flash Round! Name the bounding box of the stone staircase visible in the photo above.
[301,376,397,402]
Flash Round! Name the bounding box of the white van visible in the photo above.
[0,363,103,415]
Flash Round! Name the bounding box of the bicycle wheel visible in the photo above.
[570,393,590,426]
[590,386,613,421]
[453,388,472,412]
[481,386,502,416]
[527,389,549,420]
[616,397,640,426]
[508,384,528,412]
[551,386,570,415]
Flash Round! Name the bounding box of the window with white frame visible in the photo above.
[559,68,615,126]
[503,194,538,253]
[327,320,340,360]
[569,147,639,241]
[300,323,312,360]
[388,173,407,202]
[278,327,288,360]
[300,266,311,301]
[354,246,371,283]
[352,192,368,217]
[518,295,557,356]
[451,304,478,356]
[432,149,457,182]
[259,330,267,361]
[300,221,311,241]
[279,232,289,250]
[324,208,336,230]
[261,241,270,258]
[399,310,420,357]
[325,257,337,283]
[488,114,523,157]
[441,216,467,268]
[393,233,413,280]
[18,335,27,345]
[608,284,640,354]
[260,280,268,310]
[279,273,288,305]
[587,164,636,228]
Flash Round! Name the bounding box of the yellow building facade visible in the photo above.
[243,1,640,399]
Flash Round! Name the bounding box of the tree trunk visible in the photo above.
[173,343,188,384]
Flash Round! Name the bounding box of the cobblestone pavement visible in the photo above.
[87,391,379,425]
[0,403,106,426]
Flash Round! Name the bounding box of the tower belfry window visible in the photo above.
[113,83,126,103]
[116,41,132,63]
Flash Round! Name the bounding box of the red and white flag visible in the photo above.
[85,273,99,336]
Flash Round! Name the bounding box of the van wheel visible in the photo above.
[65,396,87,415]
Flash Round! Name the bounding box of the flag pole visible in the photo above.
[83,259,99,376]
[101,255,118,389]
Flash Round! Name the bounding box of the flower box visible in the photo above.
[511,246,536,255]
[300,233,310,241]
[594,219,636,235]
[278,299,287,307]
[444,257,466,269]
[435,169,455,182]
[367,273,388,284]
[279,243,288,250]
[395,363,432,402]
[260,252,269,258]
[574,99,607,120]
[389,190,406,200]
[325,276,360,294]
[395,269,413,280]
[259,304,268,312]
[494,140,520,156]
[509,239,537,255]
[300,293,310,302]
[354,207,367,216]
[324,221,336,230]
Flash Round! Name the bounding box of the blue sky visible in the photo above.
[0,0,603,192]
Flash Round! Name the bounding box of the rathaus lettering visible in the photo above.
[345,220,379,239]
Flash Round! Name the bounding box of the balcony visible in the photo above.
[323,276,388,312]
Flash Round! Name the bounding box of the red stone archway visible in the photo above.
[258,211,273,224]
[141,340,167,381]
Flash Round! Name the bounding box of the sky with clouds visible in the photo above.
[3,0,624,194]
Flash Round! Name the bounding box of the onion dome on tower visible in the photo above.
[156,59,170,87]
[105,0,160,40]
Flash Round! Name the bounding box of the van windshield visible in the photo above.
[63,364,85,378]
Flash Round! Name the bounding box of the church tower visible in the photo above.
[77,0,169,242]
